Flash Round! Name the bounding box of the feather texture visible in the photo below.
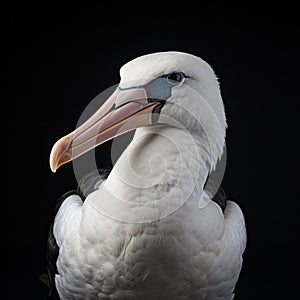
[48,52,246,299]
[46,170,110,299]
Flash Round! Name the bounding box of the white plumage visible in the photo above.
[50,51,246,299]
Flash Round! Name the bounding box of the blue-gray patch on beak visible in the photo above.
[144,77,173,101]
[118,72,187,123]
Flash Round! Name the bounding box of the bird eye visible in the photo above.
[165,72,186,85]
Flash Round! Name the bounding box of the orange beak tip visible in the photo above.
[49,135,71,173]
[49,147,58,173]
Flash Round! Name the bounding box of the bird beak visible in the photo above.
[50,87,162,172]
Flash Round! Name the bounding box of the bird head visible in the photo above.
[50,51,226,172]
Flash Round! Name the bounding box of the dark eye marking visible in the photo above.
[160,72,188,85]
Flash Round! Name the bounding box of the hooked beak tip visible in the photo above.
[49,135,72,173]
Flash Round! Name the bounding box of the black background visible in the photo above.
[3,3,298,299]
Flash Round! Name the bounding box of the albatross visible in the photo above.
[47,51,246,300]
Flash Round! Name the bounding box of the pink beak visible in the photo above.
[49,87,162,172]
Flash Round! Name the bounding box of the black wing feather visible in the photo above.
[211,185,227,212]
